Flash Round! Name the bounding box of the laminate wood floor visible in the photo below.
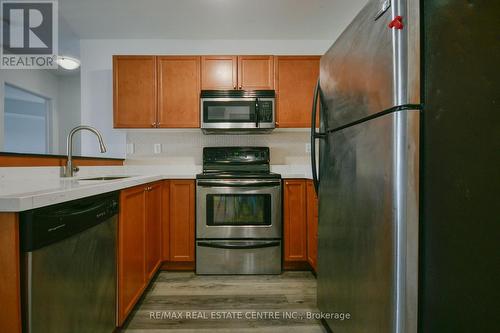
[122,271,328,333]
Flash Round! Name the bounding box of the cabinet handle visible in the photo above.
[233,85,236,90]
[239,85,242,89]
[151,122,156,128]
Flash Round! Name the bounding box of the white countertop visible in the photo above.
[0,164,312,212]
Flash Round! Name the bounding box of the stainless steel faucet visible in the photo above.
[63,126,107,177]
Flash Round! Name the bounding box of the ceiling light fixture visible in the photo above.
[56,56,81,70]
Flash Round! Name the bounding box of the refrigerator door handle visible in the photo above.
[311,78,326,195]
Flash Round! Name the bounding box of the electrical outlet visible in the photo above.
[305,143,311,153]
[126,143,134,155]
[153,143,162,154]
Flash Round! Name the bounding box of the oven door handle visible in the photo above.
[197,179,281,187]
[197,241,281,250]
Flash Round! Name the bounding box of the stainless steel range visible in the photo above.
[196,147,282,275]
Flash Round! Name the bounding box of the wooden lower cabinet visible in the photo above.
[306,180,319,271]
[118,179,195,325]
[284,180,308,263]
[118,181,163,326]
[0,213,22,333]
[145,182,163,280]
[283,179,319,271]
[161,180,171,261]
[168,180,195,263]
[118,185,146,325]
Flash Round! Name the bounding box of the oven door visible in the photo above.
[196,179,281,239]
[201,98,275,130]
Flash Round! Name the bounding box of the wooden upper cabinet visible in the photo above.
[306,180,319,271]
[201,55,274,90]
[118,185,146,325]
[145,182,162,280]
[113,56,157,128]
[284,179,308,262]
[275,56,320,128]
[238,56,274,90]
[157,56,201,128]
[201,56,237,90]
[169,180,195,262]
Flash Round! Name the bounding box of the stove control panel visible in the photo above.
[203,147,270,164]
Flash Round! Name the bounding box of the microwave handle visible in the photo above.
[255,98,260,127]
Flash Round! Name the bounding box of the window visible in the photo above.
[4,84,51,154]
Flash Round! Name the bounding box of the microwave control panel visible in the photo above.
[259,101,273,123]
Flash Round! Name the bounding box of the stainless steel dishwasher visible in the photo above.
[19,192,118,333]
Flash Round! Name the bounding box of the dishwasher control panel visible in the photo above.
[19,192,119,252]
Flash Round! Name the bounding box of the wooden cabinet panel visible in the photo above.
[145,182,162,280]
[284,180,308,262]
[158,56,201,128]
[238,56,274,90]
[113,56,157,128]
[306,180,319,271]
[0,213,21,333]
[161,180,170,261]
[201,56,237,90]
[118,185,146,325]
[169,180,195,262]
[275,56,320,128]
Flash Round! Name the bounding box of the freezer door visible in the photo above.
[320,0,420,130]
[317,110,419,333]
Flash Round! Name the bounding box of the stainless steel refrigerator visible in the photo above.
[311,0,498,332]
[312,0,420,332]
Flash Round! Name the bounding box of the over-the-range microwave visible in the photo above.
[200,90,275,134]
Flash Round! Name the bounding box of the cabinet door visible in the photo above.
[158,56,201,128]
[275,56,320,128]
[161,180,170,261]
[201,56,237,90]
[238,56,274,90]
[284,180,308,262]
[169,180,195,262]
[0,213,21,333]
[118,185,146,325]
[113,56,157,128]
[306,180,319,271]
[145,182,162,280]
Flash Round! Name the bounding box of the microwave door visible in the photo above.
[202,98,257,130]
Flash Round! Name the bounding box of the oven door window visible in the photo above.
[203,101,256,123]
[206,194,271,226]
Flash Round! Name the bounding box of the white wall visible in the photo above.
[57,74,81,154]
[79,39,333,159]
[125,129,311,166]
[0,69,60,153]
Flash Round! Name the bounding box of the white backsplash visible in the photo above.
[125,129,312,166]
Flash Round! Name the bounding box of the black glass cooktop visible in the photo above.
[199,147,280,180]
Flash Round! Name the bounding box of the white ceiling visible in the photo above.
[59,0,367,40]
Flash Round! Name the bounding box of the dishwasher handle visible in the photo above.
[20,192,119,252]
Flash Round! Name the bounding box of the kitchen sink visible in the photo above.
[78,176,131,181]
